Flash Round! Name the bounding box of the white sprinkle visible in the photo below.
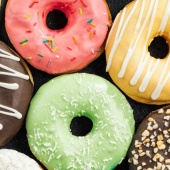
[55,55,60,58]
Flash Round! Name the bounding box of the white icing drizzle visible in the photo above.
[158,0,170,35]
[106,0,139,72]
[139,58,160,92]
[0,104,22,119]
[105,12,120,48]
[0,48,28,129]
[134,0,146,34]
[151,54,170,100]
[118,0,156,79]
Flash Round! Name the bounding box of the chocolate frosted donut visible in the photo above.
[129,106,170,170]
[0,41,34,146]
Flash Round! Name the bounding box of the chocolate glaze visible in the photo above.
[129,105,170,170]
[0,41,33,146]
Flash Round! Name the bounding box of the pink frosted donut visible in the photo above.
[5,0,110,74]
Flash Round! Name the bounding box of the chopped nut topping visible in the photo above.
[147,168,153,170]
[133,158,138,165]
[154,148,158,153]
[164,122,169,127]
[137,166,142,170]
[148,117,154,122]
[163,130,168,135]
[158,109,164,114]
[157,162,162,170]
[153,153,160,162]
[164,116,170,120]
[153,124,158,129]
[146,150,151,158]
[141,136,146,141]
[166,109,170,114]
[151,142,156,147]
[146,143,150,147]
[144,138,150,143]
[142,162,146,166]
[167,139,170,144]
[159,156,164,162]
[134,154,139,160]
[165,159,170,164]
[142,130,150,137]
[166,165,170,170]
[147,125,153,131]
[138,150,143,154]
[132,150,136,155]
[157,135,164,141]
[139,152,146,157]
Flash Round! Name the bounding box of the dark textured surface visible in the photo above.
[0,0,165,169]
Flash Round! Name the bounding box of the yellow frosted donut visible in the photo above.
[106,0,170,105]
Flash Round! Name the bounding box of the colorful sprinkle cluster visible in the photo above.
[20,0,109,66]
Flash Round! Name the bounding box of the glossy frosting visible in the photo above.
[5,0,109,74]
[26,73,134,170]
[106,0,170,105]
[0,41,33,146]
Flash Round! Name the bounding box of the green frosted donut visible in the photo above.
[26,73,135,170]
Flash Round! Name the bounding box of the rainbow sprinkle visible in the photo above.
[80,0,87,7]
[107,24,111,28]
[20,39,28,44]
[90,32,93,39]
[71,57,76,61]
[37,58,41,63]
[45,38,53,41]
[87,19,93,23]
[37,53,44,57]
[26,57,32,60]
[21,43,26,46]
[51,41,53,49]
[47,60,51,67]
[73,36,78,44]
[53,47,58,52]
[43,40,49,43]
[37,11,40,15]
[29,1,38,8]
[97,49,101,52]
[79,8,82,15]
[25,14,31,19]
[90,23,96,27]
[67,46,72,50]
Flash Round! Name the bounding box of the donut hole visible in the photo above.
[46,10,68,30]
[148,36,169,59]
[70,116,93,137]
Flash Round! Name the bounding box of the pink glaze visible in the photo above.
[5,0,109,74]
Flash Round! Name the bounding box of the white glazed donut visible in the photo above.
[0,149,42,170]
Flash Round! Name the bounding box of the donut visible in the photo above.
[26,73,135,170]
[128,106,170,170]
[5,0,111,74]
[0,41,34,146]
[0,149,42,169]
[105,0,170,105]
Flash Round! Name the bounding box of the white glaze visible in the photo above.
[158,0,170,35]
[151,54,170,100]
[130,0,158,84]
[105,12,120,48]
[118,0,155,79]
[134,0,146,34]
[106,0,139,72]
[0,48,28,130]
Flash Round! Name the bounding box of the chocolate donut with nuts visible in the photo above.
[129,106,170,170]
[0,41,34,146]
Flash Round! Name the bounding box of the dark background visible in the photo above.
[0,0,164,169]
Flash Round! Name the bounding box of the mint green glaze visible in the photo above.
[26,73,135,170]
